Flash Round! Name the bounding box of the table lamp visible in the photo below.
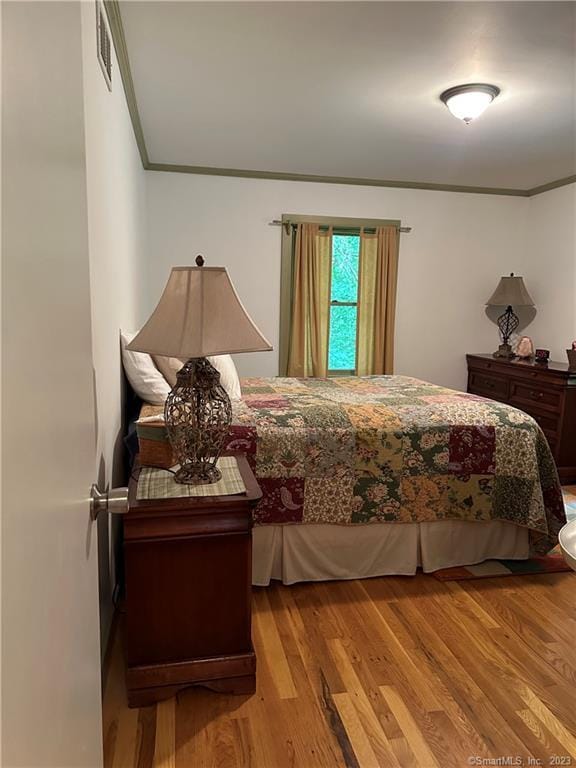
[128,256,272,484]
[486,272,535,358]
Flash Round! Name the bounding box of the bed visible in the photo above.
[136,375,566,585]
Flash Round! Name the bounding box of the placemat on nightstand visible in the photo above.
[137,456,246,499]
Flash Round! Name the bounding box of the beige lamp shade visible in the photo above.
[127,265,272,358]
[486,273,535,307]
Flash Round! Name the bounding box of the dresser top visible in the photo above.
[467,353,576,378]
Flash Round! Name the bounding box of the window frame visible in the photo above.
[279,214,401,376]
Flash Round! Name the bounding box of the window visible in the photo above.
[328,234,360,374]
[279,215,402,377]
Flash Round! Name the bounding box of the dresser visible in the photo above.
[124,454,262,707]
[467,354,576,483]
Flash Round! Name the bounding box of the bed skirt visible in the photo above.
[252,521,529,586]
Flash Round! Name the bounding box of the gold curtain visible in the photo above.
[356,226,399,375]
[287,223,332,377]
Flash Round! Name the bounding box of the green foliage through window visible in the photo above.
[328,235,359,372]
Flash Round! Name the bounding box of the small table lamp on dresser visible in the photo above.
[127,255,272,483]
[486,273,535,358]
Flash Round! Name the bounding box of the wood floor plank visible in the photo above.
[112,708,139,768]
[332,692,381,768]
[356,582,444,713]
[328,637,402,768]
[444,581,501,629]
[252,589,298,700]
[516,708,564,754]
[153,698,175,768]
[286,585,347,695]
[520,685,576,758]
[136,706,156,768]
[379,686,440,768]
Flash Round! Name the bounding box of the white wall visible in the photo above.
[145,172,532,390]
[81,3,147,655]
[525,183,576,361]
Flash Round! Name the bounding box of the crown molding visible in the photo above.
[107,3,575,199]
[146,162,531,197]
[526,174,576,197]
[104,0,149,168]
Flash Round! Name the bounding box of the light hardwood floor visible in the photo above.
[104,490,576,768]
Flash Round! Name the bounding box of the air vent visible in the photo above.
[96,1,112,90]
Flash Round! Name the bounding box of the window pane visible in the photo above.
[331,235,359,303]
[329,304,357,371]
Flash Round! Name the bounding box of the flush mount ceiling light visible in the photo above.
[440,83,500,124]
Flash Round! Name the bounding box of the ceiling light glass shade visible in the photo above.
[440,84,500,124]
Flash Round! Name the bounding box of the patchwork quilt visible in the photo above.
[222,376,565,554]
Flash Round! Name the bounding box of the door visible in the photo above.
[2,2,103,766]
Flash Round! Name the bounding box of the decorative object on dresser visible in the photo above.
[127,256,272,485]
[567,342,576,372]
[485,273,535,358]
[124,454,262,707]
[515,336,534,360]
[467,353,576,482]
[535,348,550,364]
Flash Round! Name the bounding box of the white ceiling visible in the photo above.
[120,1,576,190]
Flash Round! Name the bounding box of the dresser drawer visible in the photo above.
[515,406,560,439]
[466,354,576,481]
[468,370,509,400]
[509,380,563,413]
[501,364,564,388]
[469,357,498,373]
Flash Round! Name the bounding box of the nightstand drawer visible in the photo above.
[468,371,509,400]
[509,381,562,412]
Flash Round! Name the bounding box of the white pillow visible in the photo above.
[120,331,171,405]
[207,354,242,400]
[152,355,241,400]
[152,355,184,388]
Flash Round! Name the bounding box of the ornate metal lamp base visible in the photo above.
[165,357,233,485]
[174,463,223,485]
[493,343,515,359]
[493,305,519,359]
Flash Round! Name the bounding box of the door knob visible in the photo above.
[90,484,129,521]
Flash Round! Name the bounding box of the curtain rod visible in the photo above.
[269,219,412,234]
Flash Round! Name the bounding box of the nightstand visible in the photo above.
[124,453,262,707]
